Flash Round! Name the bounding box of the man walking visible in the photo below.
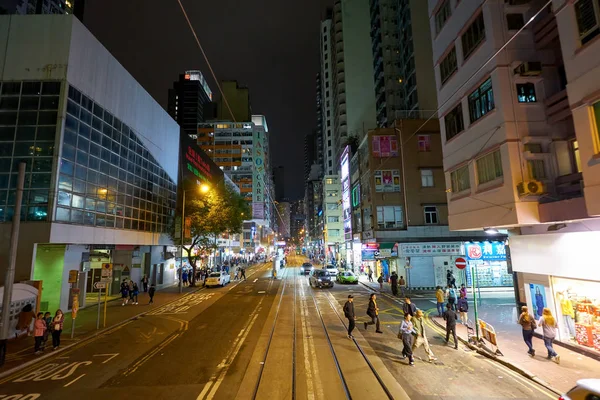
[399,275,406,297]
[343,295,356,339]
[368,268,373,282]
[413,309,437,362]
[364,293,383,333]
[142,275,149,292]
[377,274,384,291]
[241,266,246,281]
[403,296,417,318]
[148,284,156,304]
[390,272,398,296]
[399,314,416,366]
[443,304,459,350]
[436,286,445,317]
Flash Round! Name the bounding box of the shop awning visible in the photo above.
[376,242,397,258]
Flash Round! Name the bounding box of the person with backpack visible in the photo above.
[457,292,469,325]
[446,285,457,311]
[399,276,407,297]
[538,308,560,363]
[518,306,537,357]
[343,294,356,339]
[148,284,156,304]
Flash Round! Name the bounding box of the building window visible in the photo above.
[440,47,457,84]
[418,135,431,152]
[476,150,503,184]
[516,83,537,103]
[326,203,338,210]
[424,206,439,224]
[575,0,600,44]
[527,159,546,180]
[506,13,525,30]
[421,169,434,187]
[444,104,464,141]
[376,206,403,229]
[435,0,451,34]
[450,166,470,193]
[462,13,486,59]
[327,191,338,197]
[468,78,495,122]
[327,216,339,223]
[325,178,334,184]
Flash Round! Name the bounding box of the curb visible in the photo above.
[429,316,562,396]
[0,285,205,380]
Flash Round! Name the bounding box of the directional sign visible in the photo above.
[94,282,107,290]
[455,257,467,270]
[101,263,113,279]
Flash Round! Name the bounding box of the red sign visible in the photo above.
[467,244,482,259]
[455,257,467,270]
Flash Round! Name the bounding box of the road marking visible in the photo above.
[257,291,266,294]
[0,394,40,399]
[123,333,180,376]
[63,373,85,387]
[299,276,322,399]
[13,361,92,383]
[92,353,119,364]
[253,278,258,283]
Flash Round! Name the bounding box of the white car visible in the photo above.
[205,272,231,287]
[325,264,338,277]
[561,379,600,400]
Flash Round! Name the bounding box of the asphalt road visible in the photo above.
[0,256,558,400]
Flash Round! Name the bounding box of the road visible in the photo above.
[0,255,557,399]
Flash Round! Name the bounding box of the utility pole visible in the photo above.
[179,190,185,294]
[0,162,26,365]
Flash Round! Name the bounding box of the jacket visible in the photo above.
[148,287,156,296]
[52,315,64,331]
[403,302,416,317]
[367,299,378,318]
[343,301,355,319]
[413,317,426,337]
[34,319,46,337]
[518,313,536,331]
[443,309,458,327]
[390,275,398,286]
[457,298,469,312]
[538,317,557,339]
[436,289,444,303]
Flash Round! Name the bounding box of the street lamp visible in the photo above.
[179,183,211,293]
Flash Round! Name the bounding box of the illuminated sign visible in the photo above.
[252,127,265,219]
[340,146,352,241]
[180,134,223,187]
[372,135,399,158]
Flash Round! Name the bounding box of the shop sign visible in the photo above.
[374,170,401,193]
[400,242,462,256]
[376,249,392,259]
[465,241,506,261]
[361,250,376,261]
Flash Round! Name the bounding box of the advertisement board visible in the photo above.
[181,134,223,186]
[374,170,401,192]
[465,241,507,261]
[372,135,398,158]
[252,128,266,219]
[340,146,352,241]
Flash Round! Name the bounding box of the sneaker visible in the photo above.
[364,322,368,330]
[532,349,535,356]
[400,355,406,360]
[429,357,437,362]
[348,335,353,339]
[409,362,415,367]
[376,330,383,334]
[553,355,560,364]
[454,346,458,350]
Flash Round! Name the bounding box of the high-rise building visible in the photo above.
[320,12,336,175]
[303,132,316,183]
[0,0,84,19]
[0,14,183,311]
[272,165,285,202]
[217,81,251,122]
[276,201,291,239]
[167,70,213,138]
[315,73,325,173]
[322,175,343,261]
[330,0,377,161]
[429,0,600,352]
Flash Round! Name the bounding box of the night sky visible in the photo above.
[84,0,332,200]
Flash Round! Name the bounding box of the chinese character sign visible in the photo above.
[465,242,506,261]
[374,170,401,192]
[399,243,462,256]
[372,136,399,158]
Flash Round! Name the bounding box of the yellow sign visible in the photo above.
[72,292,79,319]
[68,270,78,283]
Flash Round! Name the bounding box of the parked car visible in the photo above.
[302,262,313,275]
[337,270,358,284]
[205,272,230,287]
[309,269,333,288]
[560,379,600,400]
[324,264,338,277]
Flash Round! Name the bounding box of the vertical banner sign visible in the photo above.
[184,216,191,239]
[252,128,265,219]
[71,289,80,319]
[340,146,352,241]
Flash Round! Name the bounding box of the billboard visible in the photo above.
[340,146,352,241]
[372,135,399,157]
[374,170,401,192]
[180,134,223,187]
[252,127,266,219]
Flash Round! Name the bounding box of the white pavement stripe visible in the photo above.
[63,373,85,387]
[299,277,323,399]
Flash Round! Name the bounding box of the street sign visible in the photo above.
[101,263,113,278]
[68,270,79,283]
[455,257,467,270]
[94,282,107,290]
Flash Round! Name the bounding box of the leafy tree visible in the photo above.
[170,181,250,286]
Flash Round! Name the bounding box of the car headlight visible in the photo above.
[317,278,322,282]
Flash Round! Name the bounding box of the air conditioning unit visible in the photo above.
[517,180,544,196]
[514,62,542,76]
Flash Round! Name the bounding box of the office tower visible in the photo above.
[167,70,213,138]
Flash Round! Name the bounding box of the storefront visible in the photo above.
[375,243,398,280]
[464,241,513,288]
[511,231,600,355]
[397,242,463,290]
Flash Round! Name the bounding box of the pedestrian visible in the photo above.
[390,272,398,296]
[403,296,417,318]
[518,306,537,357]
[241,267,246,281]
[443,304,459,350]
[446,269,452,288]
[364,293,383,333]
[343,294,356,339]
[132,282,139,305]
[51,309,64,350]
[399,313,416,366]
[148,284,156,304]
[42,311,52,350]
[446,285,457,311]
[450,271,457,289]
[121,280,129,306]
[377,274,384,291]
[142,275,149,292]
[399,275,406,297]
[129,280,136,303]
[457,292,469,325]
[33,312,46,354]
[234,267,239,281]
[16,304,36,337]
[538,308,560,363]
[182,270,188,287]
[368,268,373,282]
[413,309,437,362]
[435,286,445,317]
[459,283,467,299]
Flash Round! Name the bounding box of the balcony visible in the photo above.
[545,89,571,124]
[532,8,558,50]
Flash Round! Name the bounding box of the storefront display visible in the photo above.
[465,241,512,288]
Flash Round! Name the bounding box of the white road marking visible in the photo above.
[63,373,85,387]
[258,291,266,294]
[299,277,322,399]
[253,278,258,283]
[92,353,119,364]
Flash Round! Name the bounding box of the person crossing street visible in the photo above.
[364,293,383,333]
[343,295,356,339]
[443,304,459,350]
[413,310,437,362]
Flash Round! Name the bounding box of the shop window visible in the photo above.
[517,83,537,103]
[450,166,470,193]
[468,78,495,122]
[477,150,503,184]
[421,169,434,187]
[424,206,439,224]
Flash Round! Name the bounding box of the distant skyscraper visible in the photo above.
[167,70,213,139]
[320,10,335,175]
[0,0,83,19]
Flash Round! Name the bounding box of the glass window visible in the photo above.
[476,150,503,184]
[0,127,15,141]
[424,206,439,224]
[468,78,495,122]
[451,166,470,193]
[421,169,434,187]
[0,111,17,125]
[18,111,37,125]
[506,13,525,30]
[33,158,52,172]
[68,85,81,103]
[63,129,77,147]
[444,104,464,141]
[85,197,96,211]
[22,82,41,95]
[440,47,457,84]
[14,142,34,157]
[575,0,600,44]
[40,96,59,110]
[42,82,60,95]
[516,83,537,103]
[81,95,93,112]
[1,82,21,95]
[36,126,55,141]
[20,96,40,110]
[30,173,51,188]
[71,209,83,224]
[80,109,92,125]
[57,191,71,206]
[462,13,486,59]
[55,207,70,222]
[0,97,19,110]
[528,159,546,180]
[62,144,75,162]
[376,205,403,229]
[418,135,431,152]
[435,0,451,34]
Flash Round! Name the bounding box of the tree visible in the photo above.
[170,182,250,286]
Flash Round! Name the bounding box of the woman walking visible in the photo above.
[132,282,139,305]
[399,313,416,366]
[51,309,64,350]
[518,306,536,357]
[539,308,560,363]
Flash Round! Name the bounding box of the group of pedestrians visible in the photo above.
[32,309,64,354]
[518,305,560,363]
[121,278,155,305]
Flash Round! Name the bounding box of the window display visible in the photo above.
[553,277,600,353]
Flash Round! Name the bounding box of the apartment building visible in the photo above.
[430,0,600,354]
[320,15,336,175]
[322,175,344,262]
